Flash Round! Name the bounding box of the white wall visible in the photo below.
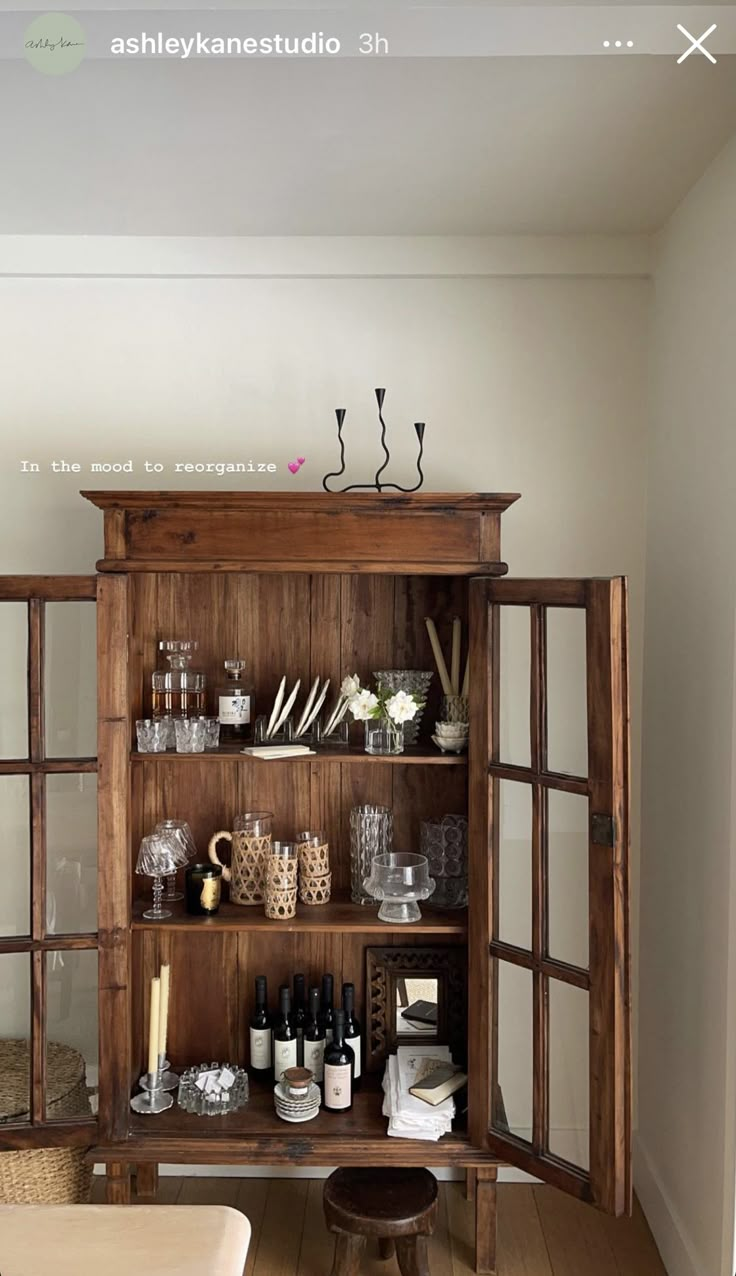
[639,136,736,1276]
[0,236,648,1168]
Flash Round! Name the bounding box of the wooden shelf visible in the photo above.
[130,745,466,766]
[115,1075,476,1168]
[132,892,467,936]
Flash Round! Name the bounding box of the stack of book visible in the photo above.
[382,1045,466,1142]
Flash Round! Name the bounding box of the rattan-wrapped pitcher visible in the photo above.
[208,811,273,905]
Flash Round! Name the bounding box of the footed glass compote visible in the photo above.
[363,852,435,924]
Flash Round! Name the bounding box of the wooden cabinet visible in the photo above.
[0,492,631,1275]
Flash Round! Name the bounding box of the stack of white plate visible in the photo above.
[274,1080,321,1123]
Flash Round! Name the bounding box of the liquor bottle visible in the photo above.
[151,640,206,718]
[318,973,335,1045]
[342,982,362,1090]
[304,986,325,1084]
[273,985,298,1081]
[249,975,272,1077]
[216,660,255,742]
[291,973,307,1066]
[323,1009,355,1113]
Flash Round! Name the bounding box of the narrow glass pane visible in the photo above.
[0,775,30,938]
[493,959,533,1144]
[546,608,588,778]
[46,774,98,935]
[547,790,589,969]
[0,953,31,1125]
[499,606,530,768]
[496,780,532,951]
[0,602,28,759]
[45,949,98,1120]
[548,979,589,1170]
[45,602,97,758]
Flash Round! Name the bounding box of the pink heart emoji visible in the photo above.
[288,461,300,475]
[297,457,306,466]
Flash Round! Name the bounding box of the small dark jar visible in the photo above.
[186,863,222,916]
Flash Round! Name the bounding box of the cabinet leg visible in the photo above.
[134,1163,159,1200]
[396,1236,430,1276]
[378,1237,396,1260]
[474,1167,497,1275]
[105,1163,132,1205]
[330,1232,365,1276]
[465,1168,477,1202]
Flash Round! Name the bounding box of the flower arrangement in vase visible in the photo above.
[341,674,420,755]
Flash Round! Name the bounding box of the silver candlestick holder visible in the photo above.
[138,1051,179,1093]
[130,1064,174,1114]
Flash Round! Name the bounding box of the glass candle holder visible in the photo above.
[420,814,469,909]
[350,804,393,905]
[136,832,187,920]
[136,719,169,753]
[174,717,207,753]
[186,863,223,915]
[154,819,198,903]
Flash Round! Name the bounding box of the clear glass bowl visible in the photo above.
[363,851,435,923]
[177,1063,249,1116]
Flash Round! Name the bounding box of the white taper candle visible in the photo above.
[148,977,161,1078]
[424,617,453,697]
[158,964,170,1061]
[451,616,461,696]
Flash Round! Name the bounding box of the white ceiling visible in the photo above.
[2,54,735,235]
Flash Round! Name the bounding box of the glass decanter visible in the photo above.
[152,640,206,718]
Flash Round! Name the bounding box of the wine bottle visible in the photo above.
[342,981,362,1090]
[273,984,298,1081]
[323,1009,355,1112]
[319,972,335,1045]
[249,975,272,1077]
[291,973,307,1066]
[304,985,325,1084]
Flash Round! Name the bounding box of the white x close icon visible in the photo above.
[677,22,717,64]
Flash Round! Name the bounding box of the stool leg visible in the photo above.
[474,1168,497,1275]
[330,1232,365,1276]
[379,1237,396,1260]
[134,1163,159,1200]
[396,1235,430,1276]
[465,1168,477,1202]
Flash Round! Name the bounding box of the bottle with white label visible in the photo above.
[304,986,325,1084]
[216,660,255,742]
[324,1009,354,1112]
[249,975,272,1077]
[273,985,298,1082]
[342,981,362,1090]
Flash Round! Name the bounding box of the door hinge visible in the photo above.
[591,813,615,847]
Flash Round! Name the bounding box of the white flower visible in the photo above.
[349,688,379,721]
[340,673,361,699]
[386,690,419,724]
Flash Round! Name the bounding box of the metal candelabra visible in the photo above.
[322,389,426,493]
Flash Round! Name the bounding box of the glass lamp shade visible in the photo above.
[154,819,197,861]
[135,832,188,878]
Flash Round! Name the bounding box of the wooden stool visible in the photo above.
[324,1167,438,1275]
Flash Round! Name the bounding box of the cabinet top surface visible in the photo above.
[81,490,520,512]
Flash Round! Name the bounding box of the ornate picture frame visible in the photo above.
[365,945,467,1073]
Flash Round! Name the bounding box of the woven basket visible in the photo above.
[0,1039,93,1204]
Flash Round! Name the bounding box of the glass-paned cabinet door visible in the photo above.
[469,577,631,1216]
[0,578,98,1136]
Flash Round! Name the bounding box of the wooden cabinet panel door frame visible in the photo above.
[468,576,631,1215]
[0,576,99,1149]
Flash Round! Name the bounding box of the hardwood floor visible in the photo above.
[91,1176,667,1274]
